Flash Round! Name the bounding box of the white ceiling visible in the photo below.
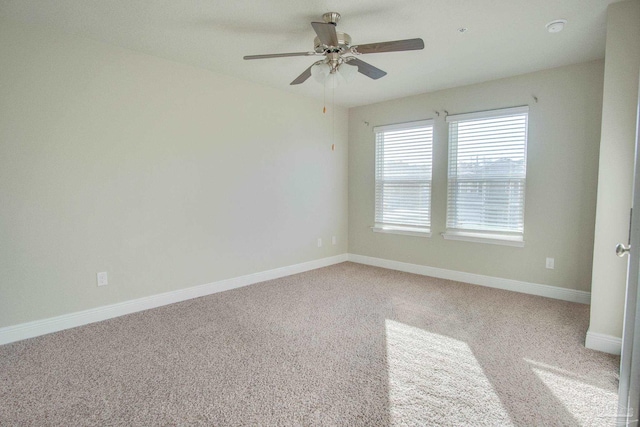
[0,0,619,107]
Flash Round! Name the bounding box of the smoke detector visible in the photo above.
[546,19,567,33]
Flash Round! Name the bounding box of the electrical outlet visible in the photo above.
[332,236,337,245]
[317,238,322,248]
[545,258,555,269]
[97,272,108,286]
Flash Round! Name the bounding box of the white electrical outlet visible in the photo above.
[97,272,108,286]
[332,236,337,245]
[545,258,555,269]
[317,238,322,248]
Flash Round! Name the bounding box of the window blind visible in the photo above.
[446,106,528,237]
[374,120,433,233]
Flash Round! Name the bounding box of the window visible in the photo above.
[444,106,528,246]
[373,119,433,236]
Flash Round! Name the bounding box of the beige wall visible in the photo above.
[0,20,348,328]
[589,0,640,339]
[348,61,604,291]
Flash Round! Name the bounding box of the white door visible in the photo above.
[618,77,640,427]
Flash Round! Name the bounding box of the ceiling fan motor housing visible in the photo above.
[314,32,351,53]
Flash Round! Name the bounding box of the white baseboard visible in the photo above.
[0,253,597,348]
[347,254,592,305]
[0,254,348,346]
[585,330,622,355]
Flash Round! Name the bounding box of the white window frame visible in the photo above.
[443,106,528,247]
[372,119,434,237]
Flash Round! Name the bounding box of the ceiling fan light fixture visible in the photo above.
[338,62,358,82]
[311,62,331,83]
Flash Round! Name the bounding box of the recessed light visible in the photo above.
[458,27,468,33]
[546,19,567,33]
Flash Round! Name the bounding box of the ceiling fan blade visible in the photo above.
[244,52,315,60]
[347,58,387,80]
[311,22,339,46]
[352,38,424,54]
[290,64,314,85]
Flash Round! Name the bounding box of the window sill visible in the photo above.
[441,231,524,247]
[371,226,431,238]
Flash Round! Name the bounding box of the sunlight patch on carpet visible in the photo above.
[526,359,618,426]
[384,319,512,425]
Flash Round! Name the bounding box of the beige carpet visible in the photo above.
[0,262,620,426]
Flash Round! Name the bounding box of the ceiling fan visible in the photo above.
[243,12,424,86]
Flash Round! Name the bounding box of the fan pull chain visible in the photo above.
[323,80,327,114]
[331,83,335,151]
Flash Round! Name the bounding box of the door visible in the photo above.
[618,77,640,427]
